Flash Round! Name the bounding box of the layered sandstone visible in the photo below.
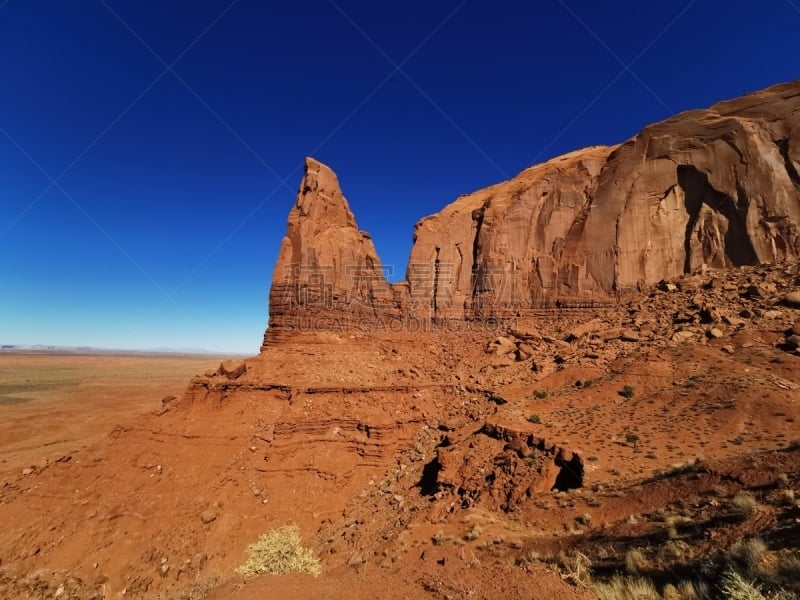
[265,81,800,338]
[263,157,399,346]
[409,81,800,318]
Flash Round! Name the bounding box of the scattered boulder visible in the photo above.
[515,343,534,361]
[219,360,247,380]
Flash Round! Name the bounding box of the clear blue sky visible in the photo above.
[1,1,798,353]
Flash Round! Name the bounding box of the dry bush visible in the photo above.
[718,570,765,600]
[593,576,660,600]
[465,525,482,541]
[432,531,450,545]
[237,525,321,577]
[160,578,221,600]
[729,538,767,574]
[676,580,709,600]
[776,553,800,581]
[559,551,592,589]
[731,492,758,516]
[625,548,649,574]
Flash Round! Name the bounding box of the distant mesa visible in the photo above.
[264,80,800,347]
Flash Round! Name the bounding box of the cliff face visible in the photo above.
[409,81,800,318]
[265,81,800,341]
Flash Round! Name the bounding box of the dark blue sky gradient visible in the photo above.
[1,0,798,352]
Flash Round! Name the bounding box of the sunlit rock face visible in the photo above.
[265,81,800,344]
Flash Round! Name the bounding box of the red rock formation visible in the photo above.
[265,81,800,339]
[263,158,398,347]
[409,81,800,318]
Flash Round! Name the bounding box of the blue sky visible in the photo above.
[1,0,798,354]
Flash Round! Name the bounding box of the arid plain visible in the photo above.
[0,353,234,477]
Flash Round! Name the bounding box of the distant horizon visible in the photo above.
[0,343,248,356]
[3,1,799,353]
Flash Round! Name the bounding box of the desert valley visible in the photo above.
[1,81,800,599]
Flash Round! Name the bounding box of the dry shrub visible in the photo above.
[718,570,765,600]
[593,576,660,600]
[465,525,482,541]
[559,551,592,589]
[625,548,649,574]
[729,538,767,574]
[776,552,800,581]
[731,492,758,516]
[237,525,321,577]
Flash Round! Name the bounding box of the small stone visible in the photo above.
[785,291,800,308]
[723,315,745,327]
[786,335,800,349]
[763,310,783,319]
[159,564,170,577]
[200,510,217,524]
[347,553,364,566]
[721,345,735,354]
[671,330,695,343]
[21,467,34,476]
[707,328,723,339]
[659,281,678,292]
[620,329,640,342]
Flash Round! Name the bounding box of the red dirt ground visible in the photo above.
[1,264,799,599]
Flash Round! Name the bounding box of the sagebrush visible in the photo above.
[237,525,321,577]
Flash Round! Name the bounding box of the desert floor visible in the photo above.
[0,352,233,477]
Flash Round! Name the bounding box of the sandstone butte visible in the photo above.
[266,80,800,346]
